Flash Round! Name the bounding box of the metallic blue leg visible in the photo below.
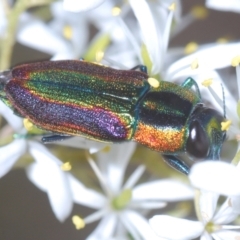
[42,135,73,143]
[162,155,190,175]
[131,65,147,73]
[181,77,201,99]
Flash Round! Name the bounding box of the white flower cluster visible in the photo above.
[0,0,240,239]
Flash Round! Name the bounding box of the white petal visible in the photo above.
[26,163,48,192]
[86,214,117,240]
[132,180,193,201]
[206,0,240,13]
[129,0,161,74]
[46,170,73,222]
[0,101,22,130]
[213,230,240,240]
[213,197,239,224]
[84,209,107,224]
[27,141,73,221]
[28,141,62,165]
[189,161,240,196]
[96,142,136,194]
[122,210,163,240]
[51,52,75,60]
[53,136,107,153]
[198,190,219,223]
[63,0,105,12]
[200,232,213,240]
[129,201,167,209]
[149,215,203,240]
[123,165,145,189]
[26,162,73,222]
[68,174,106,209]
[0,139,26,177]
[166,43,240,79]
[18,14,71,55]
[231,196,240,213]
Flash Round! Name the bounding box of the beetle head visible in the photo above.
[186,105,226,160]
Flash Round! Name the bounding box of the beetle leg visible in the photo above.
[162,155,190,175]
[181,77,201,99]
[131,65,148,73]
[42,135,73,143]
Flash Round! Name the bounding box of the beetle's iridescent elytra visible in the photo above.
[0,60,226,175]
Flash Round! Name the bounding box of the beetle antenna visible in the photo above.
[221,83,226,119]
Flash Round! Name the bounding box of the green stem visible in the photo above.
[231,150,240,166]
[0,0,55,70]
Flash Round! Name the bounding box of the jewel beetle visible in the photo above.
[0,60,226,175]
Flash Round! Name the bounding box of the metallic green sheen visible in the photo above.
[6,60,150,141]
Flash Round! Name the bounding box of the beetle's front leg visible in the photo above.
[42,135,73,143]
[162,154,190,175]
[131,65,148,73]
[181,77,201,100]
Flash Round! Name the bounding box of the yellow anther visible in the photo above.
[191,58,199,69]
[23,118,45,134]
[23,118,33,131]
[95,50,104,62]
[112,6,121,16]
[168,2,176,11]
[221,120,231,131]
[102,145,111,153]
[191,6,209,19]
[201,78,213,87]
[61,162,72,171]
[148,78,160,88]
[184,42,198,55]
[231,55,240,67]
[63,25,73,40]
[72,215,85,230]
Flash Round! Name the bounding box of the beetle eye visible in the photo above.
[186,120,210,159]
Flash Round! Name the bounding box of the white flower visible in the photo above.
[71,142,193,240]
[0,134,106,179]
[149,161,240,240]
[17,2,88,60]
[206,0,240,13]
[25,141,106,222]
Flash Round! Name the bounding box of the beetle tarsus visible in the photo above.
[162,155,190,175]
[42,135,73,143]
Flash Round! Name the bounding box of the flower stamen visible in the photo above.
[221,120,232,131]
[168,3,176,11]
[184,42,198,55]
[191,6,209,19]
[148,77,160,88]
[72,215,85,230]
[112,6,121,16]
[61,162,72,171]
[202,78,213,87]
[191,58,199,69]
